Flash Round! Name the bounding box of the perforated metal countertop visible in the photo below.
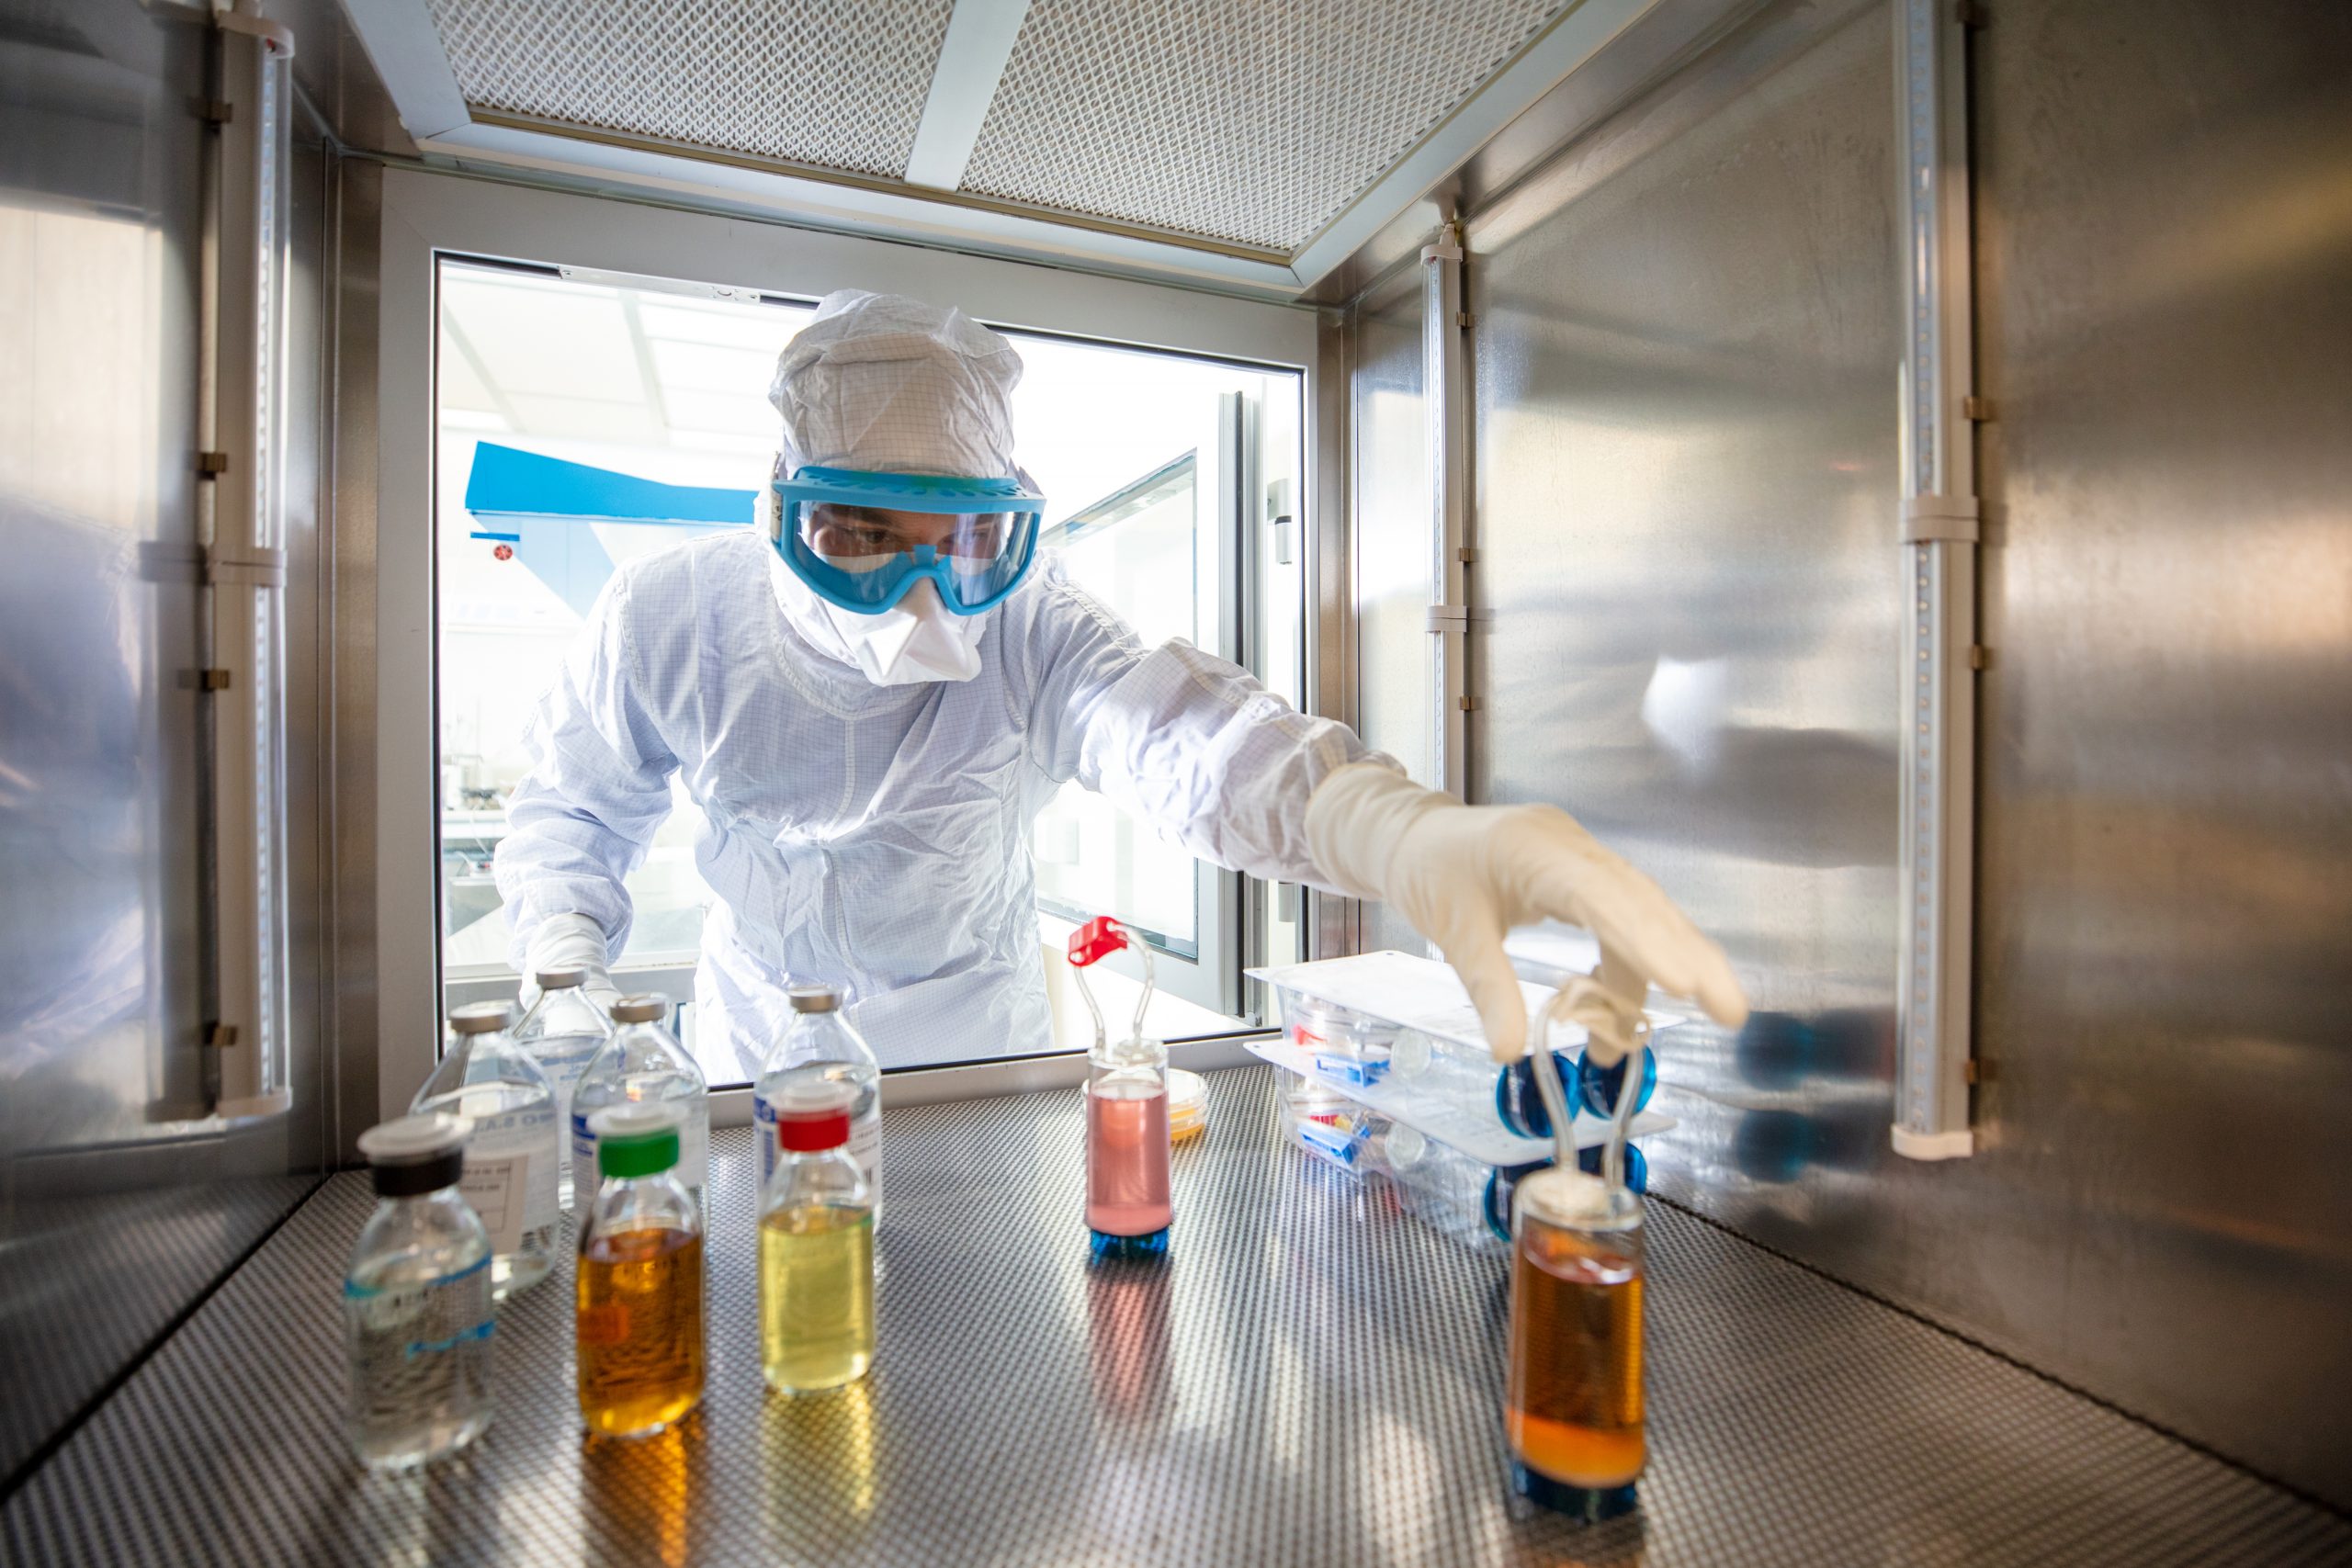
[6,1066,2347,1566]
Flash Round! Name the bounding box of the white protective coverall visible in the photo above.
[495,503,1379,1073]
[496,291,1747,1078]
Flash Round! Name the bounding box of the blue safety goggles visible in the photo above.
[769,466,1046,616]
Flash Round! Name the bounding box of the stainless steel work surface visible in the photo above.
[6,1066,2346,1566]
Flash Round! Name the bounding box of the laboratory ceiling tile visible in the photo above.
[960,0,1572,251]
[424,0,956,178]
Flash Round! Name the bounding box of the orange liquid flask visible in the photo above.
[1505,1167,1645,1521]
[576,1104,706,1439]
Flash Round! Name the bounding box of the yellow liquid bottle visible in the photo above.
[760,1081,876,1394]
[761,1205,875,1392]
[577,1103,706,1439]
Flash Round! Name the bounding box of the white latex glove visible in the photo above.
[516,911,624,1018]
[1304,762,1748,1065]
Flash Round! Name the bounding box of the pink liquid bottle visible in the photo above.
[1069,918,1172,1260]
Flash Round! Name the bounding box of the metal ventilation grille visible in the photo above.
[961,0,1571,252]
[425,0,956,178]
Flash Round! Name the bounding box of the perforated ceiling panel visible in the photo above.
[425,0,956,178]
[961,0,1572,251]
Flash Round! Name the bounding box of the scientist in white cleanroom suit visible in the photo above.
[493,291,1747,1074]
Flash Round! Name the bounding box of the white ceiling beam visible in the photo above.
[902,0,1033,191]
[337,0,472,139]
[424,119,1308,300]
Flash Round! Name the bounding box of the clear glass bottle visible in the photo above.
[1505,1168,1645,1519]
[759,1080,876,1393]
[753,984,880,1214]
[576,1103,706,1439]
[510,968,614,1211]
[411,1001,560,1299]
[571,995,709,1224]
[343,1112,495,1470]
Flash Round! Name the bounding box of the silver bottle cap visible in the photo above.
[610,993,668,1024]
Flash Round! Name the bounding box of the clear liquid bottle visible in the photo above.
[412,1001,560,1299]
[572,995,709,1224]
[576,1103,706,1439]
[753,984,880,1215]
[511,968,614,1211]
[343,1112,495,1469]
[1505,1167,1645,1520]
[759,1080,876,1393]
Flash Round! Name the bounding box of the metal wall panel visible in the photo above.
[0,0,327,1485]
[1348,272,1438,956]
[1963,0,2352,1505]
[1442,0,2352,1508]
[1468,0,1905,1286]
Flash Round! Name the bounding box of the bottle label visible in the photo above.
[461,1105,559,1248]
[851,1113,880,1208]
[678,1113,710,1195]
[571,1113,598,1221]
[754,1094,779,1189]
[345,1257,493,1365]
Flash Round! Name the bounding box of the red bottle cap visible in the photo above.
[773,1080,854,1153]
[1068,915,1127,968]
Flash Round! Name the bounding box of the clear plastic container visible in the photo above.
[1379,1122,1505,1249]
[753,984,881,1215]
[1578,1045,1658,1120]
[1506,1169,1645,1519]
[1248,953,1678,1168]
[576,1104,705,1439]
[759,1080,876,1393]
[510,969,614,1211]
[344,1112,495,1470]
[1284,994,1398,1086]
[1279,1073,1376,1172]
[411,1001,560,1299]
[1167,1068,1208,1145]
[1378,1127,1653,1255]
[1487,1147,1649,1238]
[572,995,710,1224]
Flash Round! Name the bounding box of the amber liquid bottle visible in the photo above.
[577,1105,706,1439]
[1505,1168,1645,1517]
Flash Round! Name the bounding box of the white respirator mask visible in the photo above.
[819,578,987,686]
[763,489,989,686]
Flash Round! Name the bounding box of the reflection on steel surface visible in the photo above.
[5,1073,2345,1566]
[0,0,329,1484]
[1445,0,2352,1509]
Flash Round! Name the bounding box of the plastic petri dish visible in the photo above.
[1167,1068,1207,1143]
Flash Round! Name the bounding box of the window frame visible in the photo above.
[371,166,1321,1122]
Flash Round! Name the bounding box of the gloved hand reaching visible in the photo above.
[517,911,625,1019]
[1304,762,1748,1065]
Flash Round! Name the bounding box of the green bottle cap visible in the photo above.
[590,1103,682,1179]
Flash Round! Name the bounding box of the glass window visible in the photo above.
[435,260,1305,1077]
